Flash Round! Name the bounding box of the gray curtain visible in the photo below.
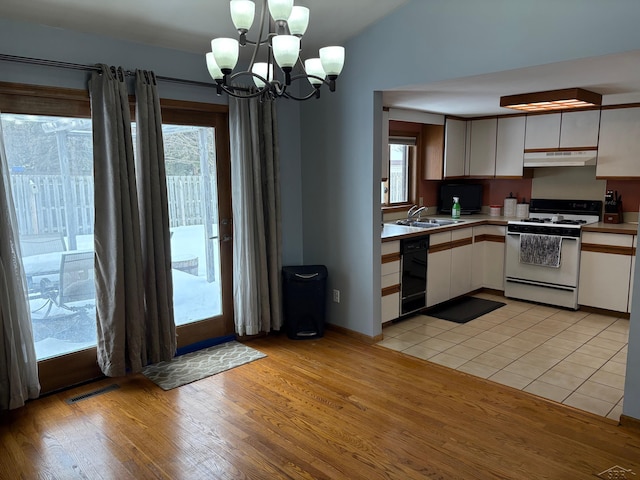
[134,70,176,363]
[229,95,283,336]
[89,65,147,376]
[0,110,41,409]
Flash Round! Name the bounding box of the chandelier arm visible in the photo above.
[288,73,333,88]
[218,82,271,99]
[282,89,321,101]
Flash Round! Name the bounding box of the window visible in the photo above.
[382,135,417,207]
[1,82,233,393]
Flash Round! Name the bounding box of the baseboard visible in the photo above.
[620,414,640,431]
[326,323,383,344]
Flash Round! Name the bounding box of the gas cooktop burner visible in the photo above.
[555,219,587,225]
[521,218,587,225]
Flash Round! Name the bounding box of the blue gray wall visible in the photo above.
[298,0,640,416]
[0,17,304,266]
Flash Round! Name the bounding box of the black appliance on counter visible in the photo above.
[400,236,429,315]
[439,184,483,214]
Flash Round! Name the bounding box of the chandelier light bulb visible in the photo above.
[319,46,345,77]
[230,0,255,33]
[287,6,309,36]
[304,58,325,86]
[267,0,294,23]
[252,62,273,88]
[211,37,240,74]
[205,52,224,81]
[272,35,300,69]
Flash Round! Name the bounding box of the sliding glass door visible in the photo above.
[0,83,233,392]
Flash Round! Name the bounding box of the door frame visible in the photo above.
[0,82,234,393]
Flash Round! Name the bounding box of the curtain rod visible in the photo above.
[0,53,216,89]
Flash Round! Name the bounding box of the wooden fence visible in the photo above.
[11,175,216,235]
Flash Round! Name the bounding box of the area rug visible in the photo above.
[426,296,506,324]
[142,341,266,390]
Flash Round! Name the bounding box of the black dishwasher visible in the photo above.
[400,235,429,315]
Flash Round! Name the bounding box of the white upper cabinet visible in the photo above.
[524,113,561,149]
[495,116,525,176]
[525,110,600,150]
[559,110,600,148]
[468,118,497,176]
[444,118,467,178]
[597,107,640,177]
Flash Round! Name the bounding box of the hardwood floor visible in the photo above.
[1,330,639,479]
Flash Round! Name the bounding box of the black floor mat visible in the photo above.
[426,296,505,324]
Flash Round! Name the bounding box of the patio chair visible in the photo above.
[20,233,66,257]
[36,251,95,318]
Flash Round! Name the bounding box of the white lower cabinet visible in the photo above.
[427,231,452,307]
[578,232,633,313]
[450,228,473,298]
[473,225,506,290]
[381,240,401,323]
[427,228,474,307]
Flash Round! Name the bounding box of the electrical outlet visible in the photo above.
[419,197,424,207]
[333,289,340,303]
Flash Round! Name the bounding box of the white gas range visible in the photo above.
[504,199,602,310]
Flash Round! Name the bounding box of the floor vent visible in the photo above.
[66,384,120,404]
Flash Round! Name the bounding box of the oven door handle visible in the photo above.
[507,232,579,240]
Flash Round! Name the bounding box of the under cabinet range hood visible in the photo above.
[523,150,597,167]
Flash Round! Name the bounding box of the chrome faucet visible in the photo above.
[407,205,426,221]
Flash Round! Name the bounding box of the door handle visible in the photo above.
[221,234,232,242]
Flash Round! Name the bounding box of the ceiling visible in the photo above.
[384,50,640,118]
[0,0,410,56]
[2,1,640,117]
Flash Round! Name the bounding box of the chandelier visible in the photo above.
[205,0,345,101]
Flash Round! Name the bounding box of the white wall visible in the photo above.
[298,0,640,417]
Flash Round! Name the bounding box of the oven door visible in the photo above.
[505,232,580,287]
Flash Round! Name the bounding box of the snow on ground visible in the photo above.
[31,224,223,360]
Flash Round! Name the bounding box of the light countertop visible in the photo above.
[382,215,638,242]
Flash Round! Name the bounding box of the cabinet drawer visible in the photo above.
[382,271,400,289]
[581,232,633,248]
[429,231,451,246]
[381,292,400,323]
[382,240,400,256]
[381,260,400,277]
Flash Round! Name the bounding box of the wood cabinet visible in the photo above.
[380,109,390,180]
[578,232,634,312]
[381,240,401,323]
[443,118,467,178]
[495,116,525,177]
[468,119,497,177]
[596,107,640,178]
[422,124,445,180]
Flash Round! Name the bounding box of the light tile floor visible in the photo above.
[378,292,629,421]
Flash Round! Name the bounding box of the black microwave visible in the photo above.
[439,184,483,214]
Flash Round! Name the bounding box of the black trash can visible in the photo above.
[282,265,328,340]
